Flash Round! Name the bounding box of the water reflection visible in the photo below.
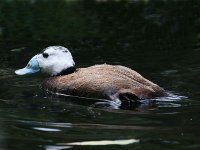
[45,146,72,150]
[44,90,186,110]
[57,138,139,146]
[33,127,61,132]
[17,120,162,130]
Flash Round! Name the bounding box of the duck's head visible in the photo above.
[15,46,75,76]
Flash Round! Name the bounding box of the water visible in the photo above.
[0,0,200,149]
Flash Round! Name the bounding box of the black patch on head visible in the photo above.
[42,52,49,58]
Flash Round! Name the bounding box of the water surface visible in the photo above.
[0,0,200,149]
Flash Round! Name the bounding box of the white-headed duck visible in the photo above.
[15,46,166,101]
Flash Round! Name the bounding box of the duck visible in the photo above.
[15,46,166,101]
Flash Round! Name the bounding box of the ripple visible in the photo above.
[33,127,61,132]
[0,68,15,79]
[46,90,187,110]
[45,139,139,149]
[45,146,72,150]
[60,139,140,146]
[17,120,168,131]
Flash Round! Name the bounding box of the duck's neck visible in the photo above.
[56,66,76,76]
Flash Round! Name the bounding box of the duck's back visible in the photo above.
[42,64,165,100]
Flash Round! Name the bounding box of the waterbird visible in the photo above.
[15,46,166,102]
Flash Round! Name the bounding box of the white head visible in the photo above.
[15,46,75,76]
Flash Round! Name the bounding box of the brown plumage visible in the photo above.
[42,64,166,101]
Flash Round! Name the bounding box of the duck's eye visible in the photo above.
[43,53,49,58]
[27,64,31,68]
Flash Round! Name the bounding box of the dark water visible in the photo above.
[0,0,200,149]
